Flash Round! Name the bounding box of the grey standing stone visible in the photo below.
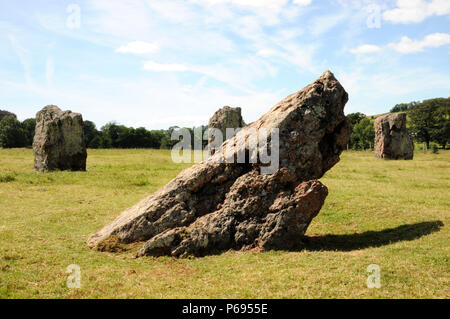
[33,105,87,171]
[208,106,245,155]
[374,113,414,160]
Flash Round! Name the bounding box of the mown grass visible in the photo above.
[0,148,448,298]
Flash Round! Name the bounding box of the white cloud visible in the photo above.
[293,0,312,6]
[389,33,450,53]
[143,61,190,72]
[191,0,312,8]
[383,0,450,24]
[191,0,310,25]
[192,0,288,9]
[350,44,382,54]
[256,48,280,57]
[116,41,159,54]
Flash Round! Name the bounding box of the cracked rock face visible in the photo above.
[33,105,87,172]
[374,113,414,160]
[88,70,350,257]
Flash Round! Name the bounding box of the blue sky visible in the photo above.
[1,0,449,129]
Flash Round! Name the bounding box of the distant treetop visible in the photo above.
[0,110,17,120]
[390,101,420,113]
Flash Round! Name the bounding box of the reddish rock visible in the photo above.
[88,70,350,257]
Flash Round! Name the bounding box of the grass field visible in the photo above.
[0,148,448,298]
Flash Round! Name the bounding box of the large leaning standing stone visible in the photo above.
[374,113,414,160]
[208,106,245,154]
[33,105,87,171]
[88,70,350,257]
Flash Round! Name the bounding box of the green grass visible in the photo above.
[0,148,448,298]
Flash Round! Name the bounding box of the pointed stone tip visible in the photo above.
[320,70,336,80]
[42,105,62,112]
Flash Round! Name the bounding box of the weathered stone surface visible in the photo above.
[33,105,87,171]
[0,110,17,120]
[374,113,414,160]
[88,70,350,257]
[208,106,245,154]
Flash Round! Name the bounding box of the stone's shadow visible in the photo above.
[301,221,444,252]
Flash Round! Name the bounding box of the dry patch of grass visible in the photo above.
[0,148,448,298]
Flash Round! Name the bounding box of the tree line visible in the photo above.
[1,97,448,150]
[0,112,35,148]
[0,111,208,150]
[83,121,208,150]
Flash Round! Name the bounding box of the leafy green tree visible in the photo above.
[0,110,17,121]
[118,126,137,148]
[88,135,101,149]
[150,130,166,149]
[160,126,180,149]
[83,120,101,148]
[0,115,27,148]
[390,101,420,113]
[409,98,450,149]
[347,112,366,127]
[101,122,120,147]
[98,134,112,148]
[431,100,450,149]
[133,127,152,148]
[350,117,375,150]
[21,118,36,146]
[347,113,366,149]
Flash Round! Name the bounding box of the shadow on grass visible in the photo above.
[302,220,444,252]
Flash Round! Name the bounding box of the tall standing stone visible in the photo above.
[88,70,350,258]
[33,105,87,171]
[208,106,245,154]
[374,113,414,160]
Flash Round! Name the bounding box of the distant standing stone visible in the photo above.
[33,105,87,171]
[374,113,414,160]
[208,106,245,154]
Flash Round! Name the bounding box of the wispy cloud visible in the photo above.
[116,41,159,55]
[293,0,312,5]
[8,34,32,84]
[350,44,382,54]
[383,0,450,24]
[389,33,450,53]
[309,12,348,36]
